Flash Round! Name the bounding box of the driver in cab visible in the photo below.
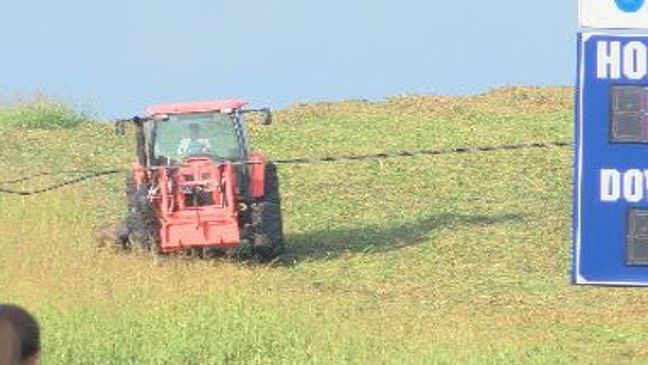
[177,123,212,157]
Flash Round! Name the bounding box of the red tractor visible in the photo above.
[116,99,284,260]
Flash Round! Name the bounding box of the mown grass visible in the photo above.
[2,86,645,364]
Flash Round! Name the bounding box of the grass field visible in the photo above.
[1,86,645,364]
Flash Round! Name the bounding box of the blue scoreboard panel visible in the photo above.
[574,33,648,285]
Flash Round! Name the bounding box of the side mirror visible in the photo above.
[260,109,272,125]
[115,119,127,136]
[114,116,148,136]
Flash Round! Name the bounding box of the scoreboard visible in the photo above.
[574,1,648,285]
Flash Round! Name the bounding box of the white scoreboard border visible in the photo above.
[580,0,648,30]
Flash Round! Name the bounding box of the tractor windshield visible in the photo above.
[153,112,242,163]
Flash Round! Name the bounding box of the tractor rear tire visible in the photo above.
[251,163,285,261]
[125,174,159,251]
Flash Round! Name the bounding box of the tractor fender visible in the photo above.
[248,151,267,198]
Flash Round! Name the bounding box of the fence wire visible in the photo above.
[0,141,572,196]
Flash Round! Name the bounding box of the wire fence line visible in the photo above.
[0,140,572,196]
[0,169,123,196]
[271,140,571,164]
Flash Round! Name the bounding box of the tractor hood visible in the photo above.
[146,99,248,118]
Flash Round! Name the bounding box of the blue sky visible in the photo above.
[0,0,575,117]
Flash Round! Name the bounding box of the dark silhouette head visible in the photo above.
[0,319,20,365]
[0,304,40,365]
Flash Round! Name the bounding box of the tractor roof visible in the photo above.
[146,99,248,118]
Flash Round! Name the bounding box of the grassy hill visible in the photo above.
[1,86,636,364]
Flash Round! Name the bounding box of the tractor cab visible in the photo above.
[151,111,244,166]
[133,100,271,167]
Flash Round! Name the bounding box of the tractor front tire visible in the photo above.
[125,175,159,251]
[251,163,285,261]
